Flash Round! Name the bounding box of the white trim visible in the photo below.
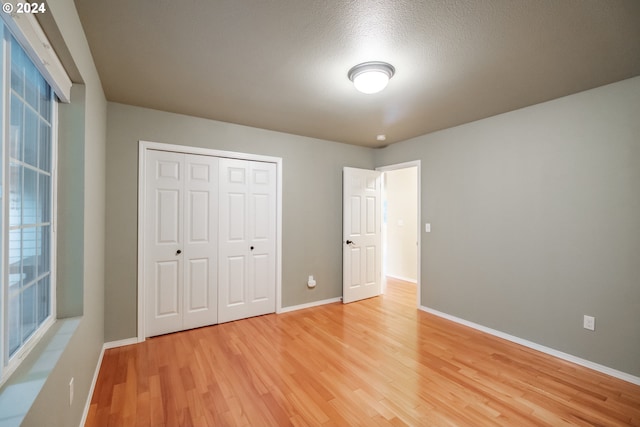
[136,143,146,342]
[104,337,139,350]
[420,305,640,386]
[139,141,281,164]
[0,3,71,102]
[137,140,283,341]
[275,160,283,314]
[79,345,105,427]
[385,274,417,284]
[376,160,421,308]
[279,297,342,313]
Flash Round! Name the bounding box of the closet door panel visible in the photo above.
[219,159,250,321]
[145,151,219,337]
[144,150,184,337]
[183,154,218,329]
[247,161,276,310]
[219,159,276,323]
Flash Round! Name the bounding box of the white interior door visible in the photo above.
[144,150,218,337]
[343,167,382,303]
[182,154,218,330]
[219,159,276,323]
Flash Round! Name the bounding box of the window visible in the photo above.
[0,22,57,385]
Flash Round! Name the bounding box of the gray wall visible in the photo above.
[375,76,640,376]
[56,84,85,318]
[105,104,374,341]
[19,0,107,425]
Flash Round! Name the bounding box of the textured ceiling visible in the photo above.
[74,0,640,148]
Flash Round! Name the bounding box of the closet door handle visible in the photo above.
[176,249,182,255]
[250,246,255,251]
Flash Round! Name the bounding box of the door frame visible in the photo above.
[376,160,421,308]
[137,140,283,342]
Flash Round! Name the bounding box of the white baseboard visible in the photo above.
[79,345,105,427]
[420,306,640,386]
[386,274,417,284]
[279,297,342,313]
[104,337,139,349]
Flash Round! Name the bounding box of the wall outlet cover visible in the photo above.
[583,315,595,331]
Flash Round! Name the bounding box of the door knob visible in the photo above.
[176,249,182,255]
[250,246,254,251]
[346,240,354,245]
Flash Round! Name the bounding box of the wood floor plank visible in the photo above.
[85,278,640,426]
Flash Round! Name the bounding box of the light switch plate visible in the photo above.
[425,223,431,232]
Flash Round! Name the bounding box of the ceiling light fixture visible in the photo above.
[348,61,395,94]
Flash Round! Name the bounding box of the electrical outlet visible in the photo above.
[583,315,595,331]
[69,377,74,406]
[307,275,316,288]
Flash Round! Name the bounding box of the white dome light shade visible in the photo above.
[348,62,395,94]
[353,71,389,94]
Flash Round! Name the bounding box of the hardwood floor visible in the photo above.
[86,278,640,426]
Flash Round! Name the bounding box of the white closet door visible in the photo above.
[145,150,219,337]
[182,154,218,330]
[219,159,276,323]
[145,150,185,337]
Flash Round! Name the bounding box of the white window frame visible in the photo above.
[0,16,61,387]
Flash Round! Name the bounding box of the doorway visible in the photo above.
[378,161,420,308]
